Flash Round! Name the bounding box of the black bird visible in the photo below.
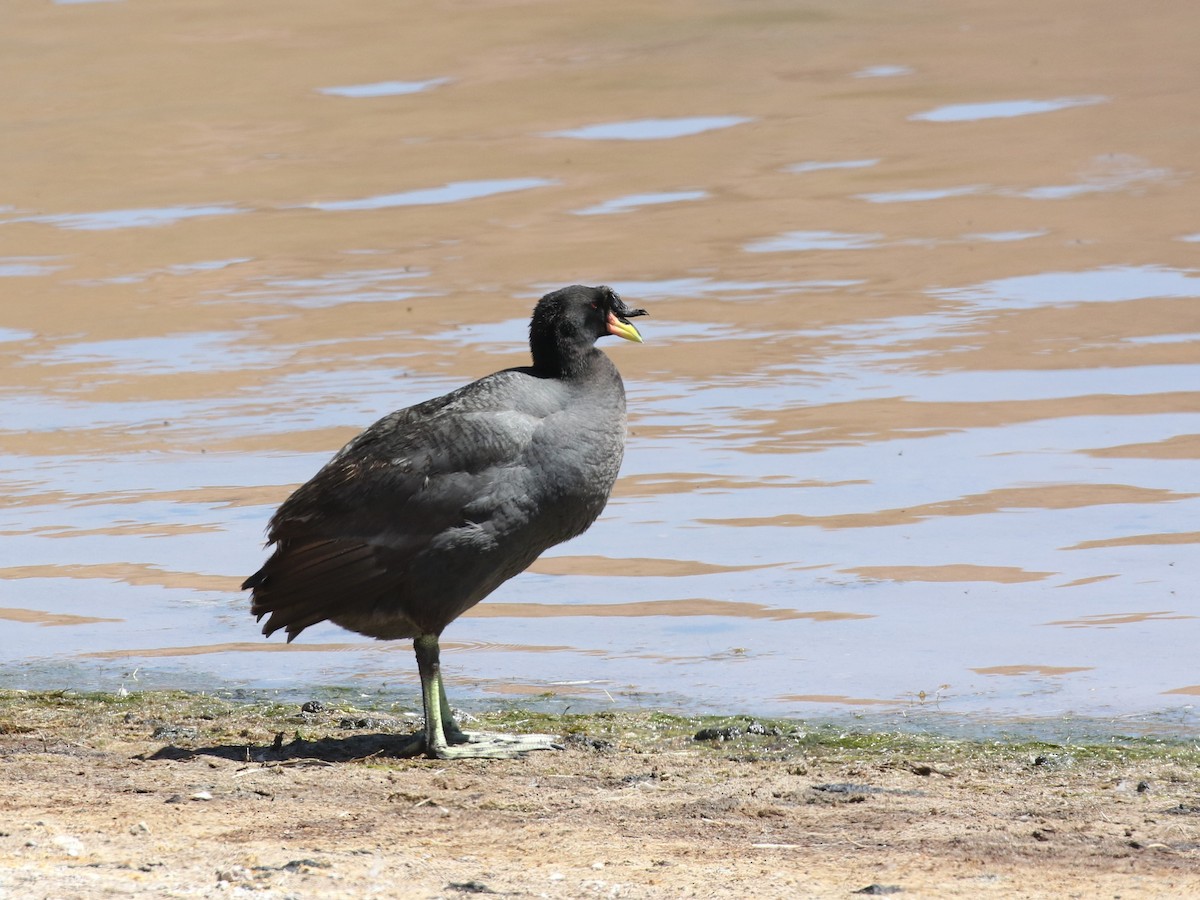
[243,285,647,758]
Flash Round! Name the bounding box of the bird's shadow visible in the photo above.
[143,731,425,764]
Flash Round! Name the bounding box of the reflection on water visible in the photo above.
[573,191,708,216]
[910,96,1108,122]
[858,185,988,203]
[317,78,451,98]
[8,204,247,231]
[81,258,254,286]
[29,332,279,376]
[744,230,886,252]
[546,116,752,141]
[852,65,913,79]
[0,258,65,277]
[226,266,433,308]
[608,277,864,298]
[933,265,1200,307]
[785,159,879,174]
[961,231,1047,243]
[856,158,1171,205]
[1,0,1198,736]
[306,178,556,211]
[1010,154,1173,200]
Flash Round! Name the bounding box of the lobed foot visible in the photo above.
[430,730,562,760]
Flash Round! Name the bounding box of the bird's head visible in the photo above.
[530,284,648,374]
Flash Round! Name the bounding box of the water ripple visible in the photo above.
[546,116,751,140]
[911,95,1107,122]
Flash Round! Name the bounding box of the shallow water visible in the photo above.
[2,0,1197,734]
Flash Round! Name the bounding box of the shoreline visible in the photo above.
[2,689,1198,898]
[3,677,1195,743]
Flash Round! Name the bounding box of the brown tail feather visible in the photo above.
[246,538,398,640]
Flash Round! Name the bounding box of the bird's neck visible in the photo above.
[531,339,603,380]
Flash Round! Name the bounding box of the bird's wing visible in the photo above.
[245,371,554,639]
[268,372,550,543]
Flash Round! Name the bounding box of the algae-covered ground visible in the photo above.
[1,690,1198,898]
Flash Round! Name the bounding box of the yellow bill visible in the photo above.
[606,311,644,343]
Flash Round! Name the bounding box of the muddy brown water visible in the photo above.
[1,0,1197,734]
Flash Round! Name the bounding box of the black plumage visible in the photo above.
[243,284,646,758]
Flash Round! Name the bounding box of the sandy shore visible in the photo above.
[1,690,1198,899]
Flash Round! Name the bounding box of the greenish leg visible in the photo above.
[437,671,469,744]
[412,633,560,760]
[413,634,452,755]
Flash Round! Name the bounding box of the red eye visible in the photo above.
[590,301,598,309]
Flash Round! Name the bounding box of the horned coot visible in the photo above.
[243,285,647,758]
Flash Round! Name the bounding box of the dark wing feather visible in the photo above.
[244,370,556,639]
